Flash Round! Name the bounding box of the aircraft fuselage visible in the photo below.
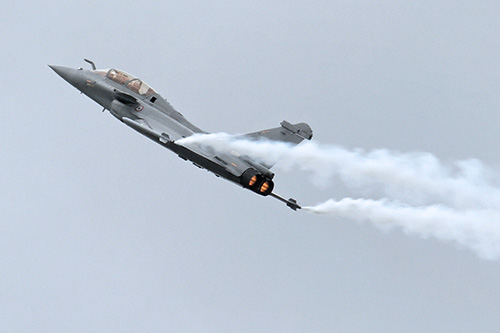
[50,62,311,210]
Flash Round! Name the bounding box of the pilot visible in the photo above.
[128,80,141,93]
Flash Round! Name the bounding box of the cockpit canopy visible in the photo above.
[92,69,156,96]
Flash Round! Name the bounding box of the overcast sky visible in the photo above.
[2,1,500,332]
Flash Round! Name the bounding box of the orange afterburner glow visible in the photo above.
[249,175,257,186]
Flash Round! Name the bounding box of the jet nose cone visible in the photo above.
[48,64,62,73]
[49,65,78,82]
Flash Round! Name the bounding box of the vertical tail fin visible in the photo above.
[242,120,313,144]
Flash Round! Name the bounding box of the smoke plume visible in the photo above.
[177,134,500,259]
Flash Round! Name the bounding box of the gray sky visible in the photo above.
[2,1,500,331]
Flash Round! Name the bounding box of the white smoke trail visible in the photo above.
[177,134,500,259]
[303,198,500,260]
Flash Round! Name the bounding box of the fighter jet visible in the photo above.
[50,59,312,210]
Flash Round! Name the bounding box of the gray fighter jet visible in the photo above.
[50,59,312,210]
